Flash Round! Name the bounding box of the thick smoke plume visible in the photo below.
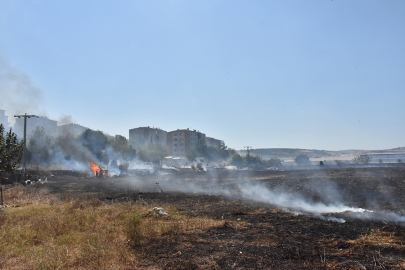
[0,56,45,125]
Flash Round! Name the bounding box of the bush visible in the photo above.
[266,157,282,168]
[295,155,311,165]
[352,153,371,164]
[118,162,129,173]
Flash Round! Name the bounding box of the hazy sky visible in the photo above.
[0,0,404,151]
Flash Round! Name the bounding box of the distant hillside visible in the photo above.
[237,147,405,160]
[238,148,338,159]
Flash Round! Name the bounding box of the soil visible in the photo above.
[15,167,405,269]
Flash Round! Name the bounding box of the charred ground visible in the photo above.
[6,167,405,269]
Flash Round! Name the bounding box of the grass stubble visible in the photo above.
[0,185,226,269]
[1,182,405,269]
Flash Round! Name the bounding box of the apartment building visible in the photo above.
[129,126,167,149]
[205,137,221,148]
[166,129,206,156]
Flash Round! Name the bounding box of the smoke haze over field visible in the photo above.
[128,169,405,224]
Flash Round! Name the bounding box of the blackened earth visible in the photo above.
[22,167,405,269]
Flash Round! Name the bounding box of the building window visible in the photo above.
[174,138,177,141]
[174,133,177,136]
[180,143,183,146]
[174,144,177,147]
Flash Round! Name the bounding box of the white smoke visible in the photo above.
[0,56,46,125]
[236,182,368,214]
[134,173,405,225]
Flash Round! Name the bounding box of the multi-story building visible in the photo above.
[205,137,222,148]
[14,116,57,139]
[129,126,167,149]
[0,109,9,131]
[166,129,206,156]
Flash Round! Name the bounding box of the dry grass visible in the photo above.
[347,228,405,249]
[0,186,225,269]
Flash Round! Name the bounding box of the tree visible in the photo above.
[218,141,235,160]
[0,124,24,173]
[109,135,136,161]
[397,159,403,163]
[80,129,109,163]
[295,154,311,165]
[334,160,345,167]
[266,157,282,168]
[352,153,371,164]
[118,162,129,174]
[28,126,52,165]
[244,154,265,169]
[137,143,168,164]
[187,138,210,162]
[230,154,244,168]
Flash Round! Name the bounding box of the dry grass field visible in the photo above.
[1,167,405,269]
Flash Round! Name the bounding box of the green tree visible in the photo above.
[230,153,244,168]
[137,143,168,164]
[244,154,265,169]
[218,141,236,160]
[109,135,136,160]
[187,138,210,161]
[28,126,52,165]
[295,154,311,165]
[352,153,371,164]
[118,162,129,174]
[80,129,109,163]
[0,124,24,173]
[266,157,282,168]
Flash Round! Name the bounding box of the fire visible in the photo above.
[90,162,100,176]
[90,162,107,177]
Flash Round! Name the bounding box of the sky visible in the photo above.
[0,0,404,151]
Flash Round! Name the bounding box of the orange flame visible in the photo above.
[90,162,107,177]
[90,162,100,176]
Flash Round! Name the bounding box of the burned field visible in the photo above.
[5,167,405,269]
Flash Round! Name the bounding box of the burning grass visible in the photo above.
[0,186,226,269]
[2,167,405,269]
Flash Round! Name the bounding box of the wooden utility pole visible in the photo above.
[244,146,252,157]
[14,113,39,182]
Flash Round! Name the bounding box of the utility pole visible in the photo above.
[14,113,38,182]
[244,146,252,157]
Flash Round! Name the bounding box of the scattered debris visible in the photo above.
[23,180,31,186]
[147,207,169,217]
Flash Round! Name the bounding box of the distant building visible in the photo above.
[0,109,9,131]
[129,126,167,149]
[14,116,57,139]
[167,129,206,156]
[56,123,88,137]
[162,156,189,168]
[205,137,221,148]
